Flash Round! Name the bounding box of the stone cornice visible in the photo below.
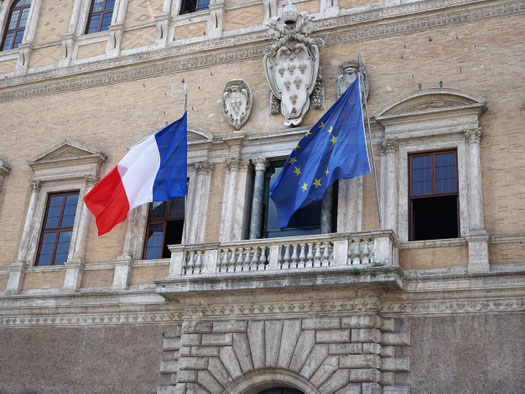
[0,0,522,103]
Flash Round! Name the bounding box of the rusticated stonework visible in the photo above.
[160,314,411,393]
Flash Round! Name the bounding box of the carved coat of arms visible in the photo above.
[264,3,324,126]
[336,59,369,100]
[222,79,252,131]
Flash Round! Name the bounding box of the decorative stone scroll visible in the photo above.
[222,79,252,131]
[336,59,369,100]
[264,2,324,126]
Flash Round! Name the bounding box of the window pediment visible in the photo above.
[374,88,487,138]
[27,139,106,182]
[28,139,106,169]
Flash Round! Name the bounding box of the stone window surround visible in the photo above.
[112,127,214,289]
[375,87,489,273]
[0,0,43,76]
[219,127,366,243]
[4,140,106,294]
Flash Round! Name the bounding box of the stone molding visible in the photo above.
[0,0,522,102]
[252,157,269,171]
[1,295,525,327]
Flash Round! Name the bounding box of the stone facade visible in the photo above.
[0,0,524,392]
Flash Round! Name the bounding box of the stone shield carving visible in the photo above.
[264,3,324,127]
[222,79,252,131]
[336,60,369,100]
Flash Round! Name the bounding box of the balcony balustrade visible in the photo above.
[165,230,398,278]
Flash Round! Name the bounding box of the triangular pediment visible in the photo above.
[28,140,106,167]
[374,88,487,120]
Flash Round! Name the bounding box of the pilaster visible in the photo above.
[206,1,224,39]
[380,139,399,234]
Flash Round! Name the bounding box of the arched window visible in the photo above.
[1,0,31,51]
[85,0,114,34]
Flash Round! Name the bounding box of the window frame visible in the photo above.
[0,0,31,52]
[180,0,210,15]
[84,0,114,34]
[143,197,186,260]
[408,149,460,241]
[35,190,80,266]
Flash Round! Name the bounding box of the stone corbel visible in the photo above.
[206,2,224,39]
[58,33,77,68]
[14,42,32,76]
[106,23,124,57]
[63,260,84,291]
[155,13,172,48]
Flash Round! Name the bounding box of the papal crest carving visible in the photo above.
[336,60,369,100]
[222,79,252,131]
[264,3,324,127]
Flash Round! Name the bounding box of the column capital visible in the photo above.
[85,175,99,187]
[379,138,399,154]
[225,158,241,171]
[195,161,213,175]
[29,180,41,191]
[252,157,269,171]
[464,128,482,144]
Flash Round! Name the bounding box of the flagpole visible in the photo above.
[358,53,382,227]
[184,83,188,113]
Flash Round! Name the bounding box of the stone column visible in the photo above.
[188,161,213,244]
[337,177,363,233]
[63,176,97,291]
[381,139,399,234]
[320,185,333,234]
[5,180,41,294]
[465,128,485,232]
[249,158,268,239]
[464,128,489,273]
[220,158,240,241]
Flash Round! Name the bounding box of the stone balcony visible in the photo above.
[155,230,403,298]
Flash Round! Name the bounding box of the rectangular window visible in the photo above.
[35,191,79,266]
[263,161,337,238]
[409,150,459,241]
[85,0,113,34]
[143,197,185,259]
[180,0,210,14]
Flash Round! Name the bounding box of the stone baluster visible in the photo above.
[314,242,322,268]
[282,245,291,269]
[291,244,298,268]
[249,158,268,239]
[362,239,370,265]
[298,243,306,268]
[236,247,244,271]
[353,239,362,265]
[322,242,330,266]
[306,243,314,267]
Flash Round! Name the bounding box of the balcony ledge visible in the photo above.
[155,266,405,300]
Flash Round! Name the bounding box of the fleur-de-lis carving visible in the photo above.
[294,77,302,89]
[283,80,291,91]
[287,64,296,75]
[298,63,307,74]
[278,67,285,77]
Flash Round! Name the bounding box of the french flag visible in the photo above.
[84,113,187,236]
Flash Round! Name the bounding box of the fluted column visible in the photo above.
[464,128,489,273]
[220,158,240,241]
[465,128,485,232]
[381,139,399,234]
[188,161,213,244]
[249,158,268,239]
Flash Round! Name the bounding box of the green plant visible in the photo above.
[350,268,361,276]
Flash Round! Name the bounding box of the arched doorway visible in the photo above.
[259,388,304,394]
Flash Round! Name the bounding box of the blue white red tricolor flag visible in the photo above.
[84,113,187,235]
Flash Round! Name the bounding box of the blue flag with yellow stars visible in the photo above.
[270,78,370,228]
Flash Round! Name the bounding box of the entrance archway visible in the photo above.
[224,369,320,394]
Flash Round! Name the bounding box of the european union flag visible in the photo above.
[270,78,370,228]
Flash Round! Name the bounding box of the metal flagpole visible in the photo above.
[358,53,382,227]
[184,83,188,113]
